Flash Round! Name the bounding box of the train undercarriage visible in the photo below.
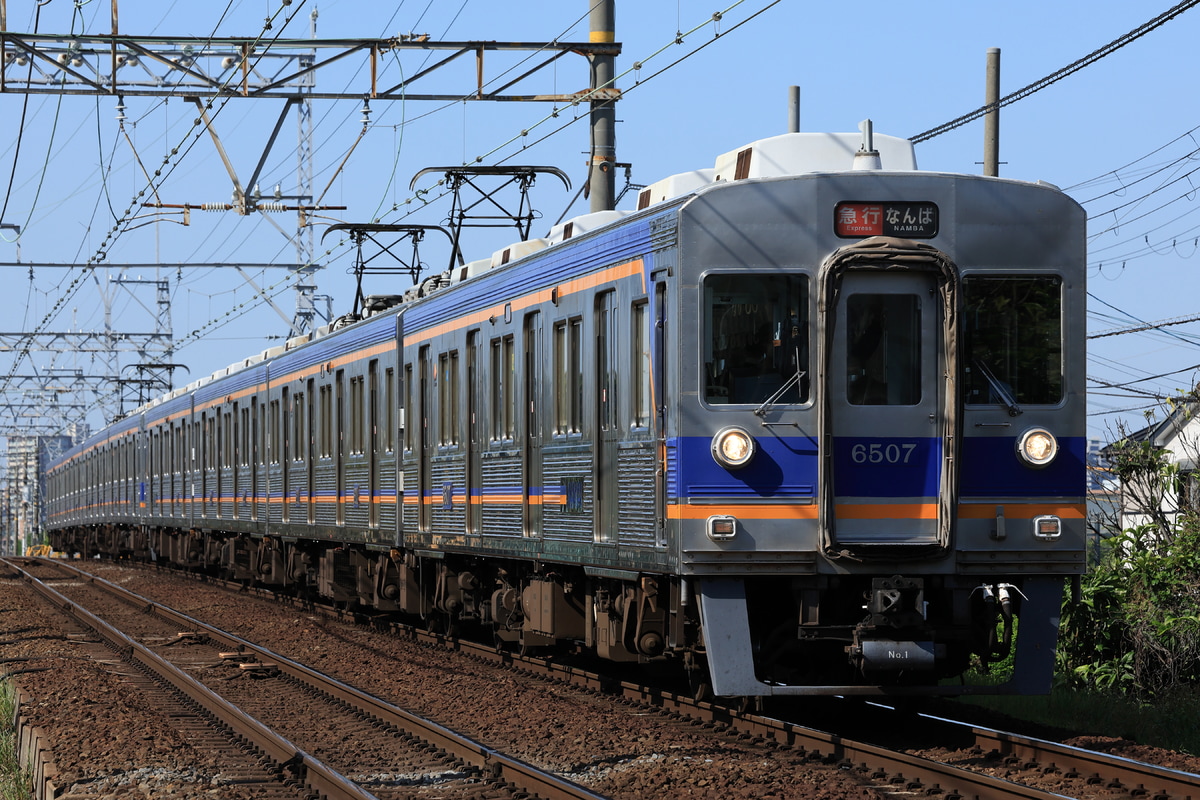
[48,524,1028,695]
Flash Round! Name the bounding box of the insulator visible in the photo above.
[256,202,286,212]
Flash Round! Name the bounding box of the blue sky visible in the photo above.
[1,0,1198,442]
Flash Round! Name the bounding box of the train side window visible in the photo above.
[704,273,809,405]
[964,276,1063,405]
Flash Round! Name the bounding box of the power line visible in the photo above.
[910,0,1200,143]
[1089,313,1200,339]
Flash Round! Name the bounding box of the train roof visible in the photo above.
[71,126,924,459]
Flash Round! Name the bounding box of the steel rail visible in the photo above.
[7,558,375,800]
[962,720,1200,800]
[57,558,1200,800]
[39,558,611,800]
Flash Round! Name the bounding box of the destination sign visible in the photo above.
[834,201,939,238]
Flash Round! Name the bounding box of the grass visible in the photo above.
[0,681,33,800]
[954,683,1200,757]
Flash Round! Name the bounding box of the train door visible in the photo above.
[250,397,260,522]
[820,253,958,551]
[594,290,617,544]
[232,404,239,520]
[418,347,432,532]
[466,330,482,537]
[368,360,379,529]
[336,370,346,526]
[307,380,316,524]
[523,312,543,537]
[281,387,290,523]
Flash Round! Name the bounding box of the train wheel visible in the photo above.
[686,661,713,703]
[425,611,458,638]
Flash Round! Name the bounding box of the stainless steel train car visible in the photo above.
[44,126,1086,697]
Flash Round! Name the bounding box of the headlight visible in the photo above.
[1017,427,1058,468]
[711,426,756,469]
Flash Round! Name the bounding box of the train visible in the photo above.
[43,124,1087,697]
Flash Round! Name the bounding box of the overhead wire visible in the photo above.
[168,1,779,354]
[0,0,310,404]
[910,0,1200,143]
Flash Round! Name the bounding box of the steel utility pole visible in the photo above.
[589,0,617,212]
[984,47,1000,177]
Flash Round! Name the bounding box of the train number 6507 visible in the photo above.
[850,442,918,464]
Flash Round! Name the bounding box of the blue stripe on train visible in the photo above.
[673,434,1085,499]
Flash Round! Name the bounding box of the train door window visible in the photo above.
[282,388,292,464]
[336,369,346,526]
[632,300,651,428]
[348,377,363,455]
[491,336,515,441]
[368,361,379,451]
[241,406,250,466]
[439,351,459,446]
[403,364,413,452]
[293,392,305,461]
[319,385,332,458]
[554,318,583,435]
[963,276,1063,405]
[384,367,395,452]
[596,291,617,433]
[269,401,280,464]
[704,273,809,405]
[845,293,921,405]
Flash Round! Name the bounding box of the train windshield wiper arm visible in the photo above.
[754,366,806,418]
[972,358,1021,417]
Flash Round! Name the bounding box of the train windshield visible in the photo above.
[704,274,809,405]
[963,276,1063,405]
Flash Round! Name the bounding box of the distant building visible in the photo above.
[3,435,72,555]
[1100,403,1200,541]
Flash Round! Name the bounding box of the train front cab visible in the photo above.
[677,168,1087,697]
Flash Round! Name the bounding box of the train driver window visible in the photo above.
[963,276,1063,406]
[704,273,809,405]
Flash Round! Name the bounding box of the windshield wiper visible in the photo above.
[972,358,1021,417]
[754,346,806,418]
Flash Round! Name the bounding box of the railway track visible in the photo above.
[11,557,1200,800]
[6,557,606,800]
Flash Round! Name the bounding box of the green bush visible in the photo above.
[1058,523,1200,698]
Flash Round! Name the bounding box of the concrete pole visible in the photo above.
[984,47,1000,177]
[589,0,617,212]
[788,86,800,133]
